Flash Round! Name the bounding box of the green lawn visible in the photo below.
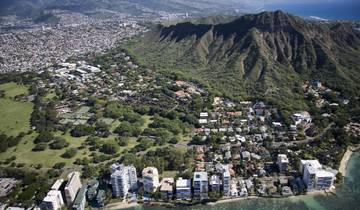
[0,132,90,169]
[0,98,33,136]
[161,170,178,177]
[0,82,32,136]
[0,131,141,171]
[0,82,28,98]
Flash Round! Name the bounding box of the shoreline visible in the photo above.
[212,196,260,205]
[104,147,359,209]
[104,201,139,210]
[339,145,360,175]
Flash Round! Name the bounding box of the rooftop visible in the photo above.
[51,179,64,191]
[301,160,322,170]
[160,177,174,192]
[194,172,208,181]
[43,190,62,202]
[176,178,191,188]
[73,185,87,206]
[277,154,289,163]
[66,171,81,188]
[316,170,335,178]
[142,167,159,177]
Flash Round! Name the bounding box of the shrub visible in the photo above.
[61,148,77,158]
[100,142,119,155]
[34,131,53,144]
[117,137,130,146]
[114,122,141,137]
[49,137,69,150]
[53,162,66,169]
[70,125,94,137]
[169,137,179,144]
[32,143,47,151]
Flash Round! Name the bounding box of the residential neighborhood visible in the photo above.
[0,20,358,210]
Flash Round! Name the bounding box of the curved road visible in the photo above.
[273,123,335,148]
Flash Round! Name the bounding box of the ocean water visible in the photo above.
[124,152,360,210]
[264,2,360,20]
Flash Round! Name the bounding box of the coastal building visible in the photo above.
[300,160,335,191]
[72,185,87,210]
[209,175,221,193]
[277,154,289,173]
[176,178,191,200]
[142,167,160,193]
[86,179,99,201]
[64,172,82,206]
[160,177,174,200]
[222,169,231,196]
[96,190,106,207]
[41,190,64,210]
[315,170,336,190]
[193,172,208,199]
[51,179,65,191]
[230,178,239,197]
[111,164,138,198]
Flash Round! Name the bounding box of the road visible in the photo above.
[273,123,335,148]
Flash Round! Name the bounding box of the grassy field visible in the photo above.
[0,82,28,98]
[0,84,190,173]
[0,83,33,137]
[0,130,141,170]
[0,133,86,168]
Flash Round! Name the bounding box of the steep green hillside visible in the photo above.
[122,11,360,111]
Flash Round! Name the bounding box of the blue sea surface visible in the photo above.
[124,152,360,210]
[264,2,360,20]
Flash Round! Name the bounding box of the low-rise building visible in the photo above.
[291,112,312,126]
[277,154,289,173]
[0,178,19,197]
[160,178,174,200]
[241,151,251,161]
[86,179,99,201]
[230,178,239,197]
[96,190,106,207]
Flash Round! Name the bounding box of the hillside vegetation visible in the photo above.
[122,11,360,111]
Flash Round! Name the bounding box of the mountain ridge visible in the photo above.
[122,11,360,110]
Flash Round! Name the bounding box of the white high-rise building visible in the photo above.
[176,177,191,200]
[64,172,81,206]
[222,169,231,196]
[193,172,208,198]
[142,167,160,193]
[111,164,138,198]
[41,190,64,210]
[277,154,289,173]
[300,160,335,191]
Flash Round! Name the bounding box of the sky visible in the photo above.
[230,0,360,20]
